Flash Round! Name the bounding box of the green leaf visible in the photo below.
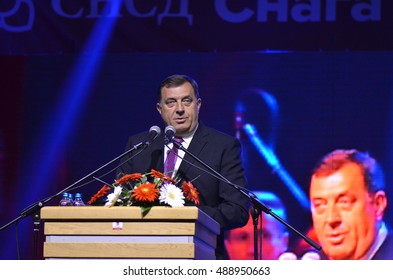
[141,206,152,218]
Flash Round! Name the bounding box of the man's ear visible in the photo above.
[374,190,387,220]
[156,103,162,114]
[197,98,202,110]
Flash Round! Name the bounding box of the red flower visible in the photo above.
[115,173,143,185]
[151,169,176,183]
[87,185,111,205]
[132,183,159,202]
[182,181,200,205]
[87,169,200,215]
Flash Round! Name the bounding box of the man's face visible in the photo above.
[156,82,201,137]
[225,213,288,260]
[310,163,382,259]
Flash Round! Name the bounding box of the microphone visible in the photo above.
[145,125,161,146]
[278,252,298,260]
[301,251,321,260]
[164,125,176,144]
[3,125,159,238]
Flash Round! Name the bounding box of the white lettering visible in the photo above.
[52,0,83,18]
[215,0,382,24]
[326,0,350,22]
[257,0,288,22]
[124,0,156,17]
[292,0,321,22]
[351,0,381,22]
[87,0,122,18]
[0,0,35,32]
[157,0,193,25]
[215,0,254,23]
[1,0,383,35]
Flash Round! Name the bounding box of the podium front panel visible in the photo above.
[41,206,219,260]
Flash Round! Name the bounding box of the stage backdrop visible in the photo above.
[1,51,393,259]
[0,0,392,54]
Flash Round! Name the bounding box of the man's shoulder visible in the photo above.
[129,130,149,141]
[373,229,393,260]
[199,124,238,142]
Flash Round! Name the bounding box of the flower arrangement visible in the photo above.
[87,169,200,217]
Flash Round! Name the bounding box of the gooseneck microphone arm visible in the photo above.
[0,125,161,259]
[168,128,321,255]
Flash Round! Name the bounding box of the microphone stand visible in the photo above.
[172,140,321,259]
[0,141,148,259]
[250,205,261,260]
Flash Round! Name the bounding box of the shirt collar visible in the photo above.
[361,221,388,260]
[165,123,198,151]
[177,122,198,147]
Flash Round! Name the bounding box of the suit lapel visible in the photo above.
[149,133,165,172]
[179,123,209,176]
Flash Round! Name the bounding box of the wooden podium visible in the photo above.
[40,206,220,260]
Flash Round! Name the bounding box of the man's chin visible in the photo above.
[324,246,352,260]
[172,124,189,134]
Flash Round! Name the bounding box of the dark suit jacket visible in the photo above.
[372,230,393,260]
[118,122,250,259]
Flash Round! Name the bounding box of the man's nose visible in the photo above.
[325,204,341,226]
[175,101,185,112]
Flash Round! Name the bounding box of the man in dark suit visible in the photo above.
[117,74,249,259]
[309,149,393,260]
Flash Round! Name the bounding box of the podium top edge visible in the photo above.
[40,206,219,233]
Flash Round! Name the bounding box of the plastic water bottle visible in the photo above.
[73,193,85,206]
[68,193,74,205]
[59,192,72,206]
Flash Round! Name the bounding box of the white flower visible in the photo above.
[159,183,185,208]
[105,186,122,207]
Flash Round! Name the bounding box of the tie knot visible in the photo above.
[173,137,183,143]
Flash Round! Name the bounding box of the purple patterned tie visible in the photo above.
[164,137,183,178]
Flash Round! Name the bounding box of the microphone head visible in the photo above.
[301,251,321,260]
[149,125,161,136]
[164,125,176,144]
[145,125,161,146]
[278,252,298,260]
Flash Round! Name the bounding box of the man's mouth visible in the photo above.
[326,233,345,244]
